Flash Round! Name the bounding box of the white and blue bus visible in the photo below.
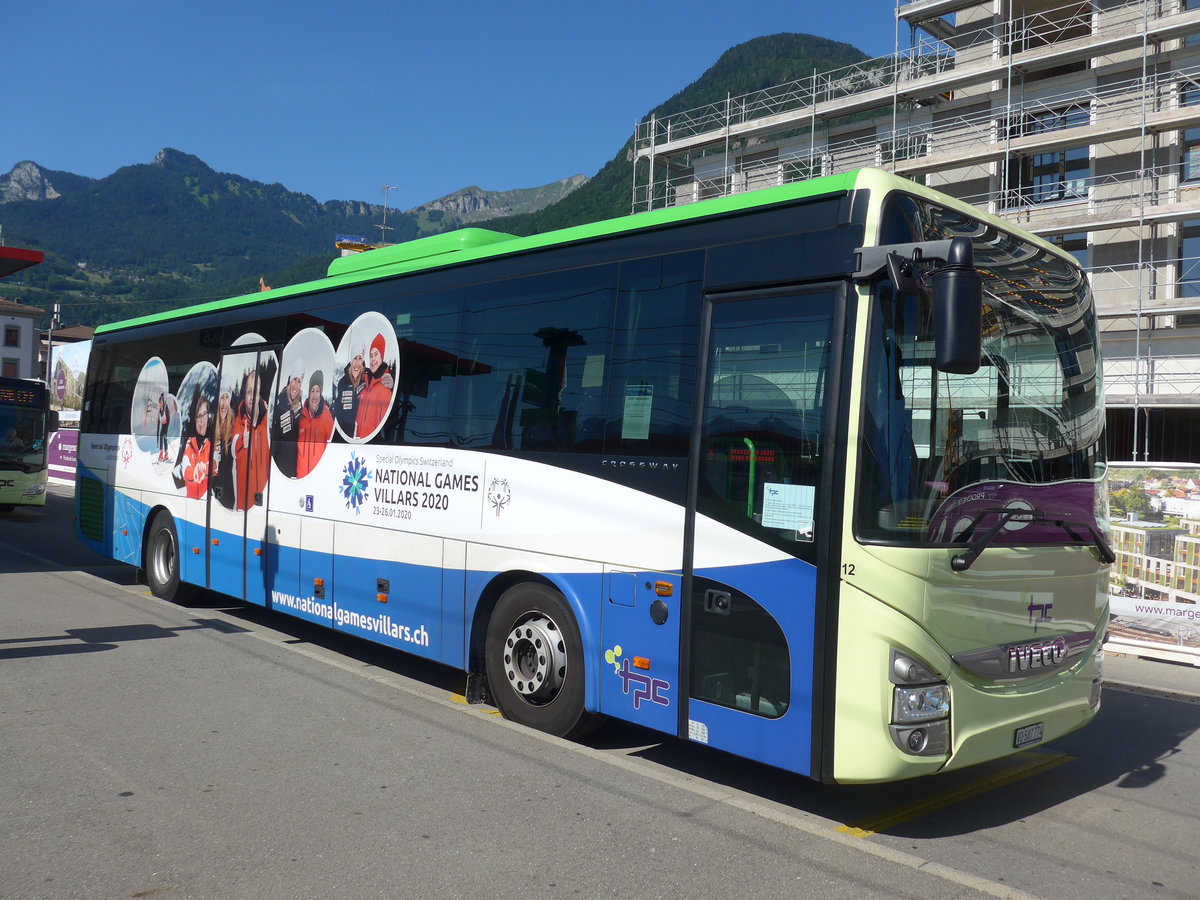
[76,169,1111,783]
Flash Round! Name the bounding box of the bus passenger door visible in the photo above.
[599,568,681,735]
[208,345,277,605]
[683,286,843,777]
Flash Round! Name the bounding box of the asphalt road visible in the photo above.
[2,485,1199,899]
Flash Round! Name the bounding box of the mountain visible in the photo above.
[407,176,589,233]
[0,33,868,328]
[0,151,582,326]
[0,149,403,325]
[0,161,95,203]
[476,33,869,235]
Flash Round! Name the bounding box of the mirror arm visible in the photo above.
[853,239,956,282]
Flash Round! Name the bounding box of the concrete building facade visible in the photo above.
[0,298,46,380]
[632,0,1200,464]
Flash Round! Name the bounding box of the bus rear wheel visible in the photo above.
[484,583,598,739]
[145,511,197,605]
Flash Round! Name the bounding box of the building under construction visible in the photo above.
[632,0,1200,464]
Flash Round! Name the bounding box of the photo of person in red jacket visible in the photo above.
[232,367,270,510]
[297,369,334,477]
[355,332,394,440]
[182,396,211,498]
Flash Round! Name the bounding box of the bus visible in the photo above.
[0,375,54,510]
[75,169,1111,783]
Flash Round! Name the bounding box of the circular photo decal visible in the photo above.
[131,357,180,462]
[171,361,219,498]
[332,311,397,443]
[273,328,337,479]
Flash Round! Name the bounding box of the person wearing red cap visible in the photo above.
[355,333,394,438]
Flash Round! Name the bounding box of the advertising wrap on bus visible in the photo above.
[75,169,1112,783]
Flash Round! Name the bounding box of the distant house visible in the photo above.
[0,297,46,379]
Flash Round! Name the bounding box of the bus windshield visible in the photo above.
[0,405,48,473]
[858,214,1106,546]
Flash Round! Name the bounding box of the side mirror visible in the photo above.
[931,236,982,374]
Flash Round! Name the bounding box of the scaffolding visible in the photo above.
[631,0,1200,462]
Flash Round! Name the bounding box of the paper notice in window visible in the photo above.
[621,384,653,440]
[761,482,815,540]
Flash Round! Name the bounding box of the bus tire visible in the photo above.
[145,511,197,605]
[484,583,599,739]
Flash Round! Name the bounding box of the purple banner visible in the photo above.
[926,480,1100,543]
[48,429,78,482]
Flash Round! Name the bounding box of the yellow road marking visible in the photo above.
[836,750,1074,838]
[450,692,502,715]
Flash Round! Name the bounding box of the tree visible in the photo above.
[1111,488,1152,519]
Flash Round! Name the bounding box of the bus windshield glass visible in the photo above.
[858,201,1106,546]
[0,404,48,473]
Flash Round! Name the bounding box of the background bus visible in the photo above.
[0,375,54,510]
[75,169,1110,783]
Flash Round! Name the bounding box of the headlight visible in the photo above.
[888,649,951,755]
[893,684,951,723]
[22,484,46,498]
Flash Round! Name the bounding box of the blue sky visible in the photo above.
[6,1,897,212]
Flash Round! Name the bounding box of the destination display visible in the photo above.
[0,378,47,408]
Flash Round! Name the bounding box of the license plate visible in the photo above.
[1014,722,1045,749]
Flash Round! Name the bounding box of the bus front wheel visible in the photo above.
[145,511,197,605]
[484,583,598,739]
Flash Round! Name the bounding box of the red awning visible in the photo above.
[0,246,43,279]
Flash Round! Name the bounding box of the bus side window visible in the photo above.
[388,290,463,447]
[607,252,703,455]
[455,266,616,452]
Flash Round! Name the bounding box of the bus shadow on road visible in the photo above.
[581,684,1200,839]
[212,597,470,695]
[0,618,250,661]
[67,564,1200,839]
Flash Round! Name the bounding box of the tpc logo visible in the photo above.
[1027,595,1053,633]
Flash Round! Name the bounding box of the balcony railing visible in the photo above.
[634,0,1181,160]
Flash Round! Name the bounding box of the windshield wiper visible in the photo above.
[0,455,41,474]
[951,507,1116,572]
[1041,514,1117,567]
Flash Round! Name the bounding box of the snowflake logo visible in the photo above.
[341,452,370,514]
